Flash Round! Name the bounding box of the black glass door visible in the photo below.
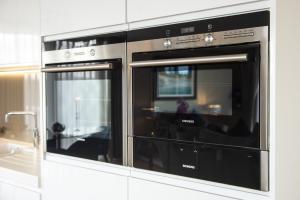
[46,62,122,164]
[133,137,169,173]
[132,43,260,149]
[133,138,261,190]
[197,144,261,190]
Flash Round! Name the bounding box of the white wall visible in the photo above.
[276,0,300,199]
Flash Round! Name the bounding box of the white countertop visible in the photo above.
[0,138,40,189]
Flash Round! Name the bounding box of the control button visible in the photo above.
[204,34,214,43]
[90,49,95,56]
[64,50,71,59]
[163,39,172,47]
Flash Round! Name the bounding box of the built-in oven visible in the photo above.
[127,11,269,190]
[42,32,127,165]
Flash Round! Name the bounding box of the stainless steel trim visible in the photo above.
[260,36,269,152]
[122,42,128,166]
[127,27,268,56]
[41,63,112,72]
[260,151,269,191]
[127,136,133,167]
[43,43,125,64]
[129,54,247,68]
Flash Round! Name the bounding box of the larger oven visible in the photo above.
[127,11,269,190]
[42,32,127,165]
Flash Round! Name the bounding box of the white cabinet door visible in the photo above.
[0,182,14,200]
[127,0,265,22]
[0,182,40,200]
[14,187,40,200]
[43,161,128,200]
[0,0,18,66]
[41,0,126,36]
[0,0,40,67]
[129,178,235,200]
[15,0,41,65]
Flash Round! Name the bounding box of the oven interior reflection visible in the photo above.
[46,67,122,164]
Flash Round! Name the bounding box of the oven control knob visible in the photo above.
[204,34,214,43]
[64,50,71,59]
[163,39,172,47]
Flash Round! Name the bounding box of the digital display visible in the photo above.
[181,26,195,34]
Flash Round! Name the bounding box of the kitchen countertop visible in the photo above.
[0,138,40,188]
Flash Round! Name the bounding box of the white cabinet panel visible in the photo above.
[0,0,40,66]
[127,0,266,22]
[14,187,40,200]
[129,178,235,200]
[0,182,14,200]
[15,0,41,65]
[0,182,40,200]
[41,0,126,36]
[43,161,128,200]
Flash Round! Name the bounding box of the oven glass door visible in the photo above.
[45,63,122,164]
[132,43,260,148]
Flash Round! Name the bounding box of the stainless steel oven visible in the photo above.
[42,32,127,165]
[127,11,269,190]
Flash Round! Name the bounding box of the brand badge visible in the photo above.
[181,119,195,124]
[182,164,196,170]
[208,24,213,31]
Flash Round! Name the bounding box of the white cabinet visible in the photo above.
[0,182,40,200]
[127,0,266,22]
[129,178,235,200]
[0,0,40,67]
[14,187,40,200]
[41,0,126,36]
[0,183,14,200]
[43,160,128,200]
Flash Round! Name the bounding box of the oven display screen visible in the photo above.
[181,26,195,34]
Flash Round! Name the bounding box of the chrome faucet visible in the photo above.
[5,111,39,147]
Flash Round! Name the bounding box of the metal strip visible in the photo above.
[127,137,133,167]
[260,151,269,191]
[129,54,248,68]
[41,63,112,72]
[42,43,125,65]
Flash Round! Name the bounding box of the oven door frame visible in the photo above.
[127,26,269,191]
[41,42,128,166]
[43,63,122,163]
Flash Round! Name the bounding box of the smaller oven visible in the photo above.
[127,11,269,191]
[42,32,126,165]
[131,43,261,149]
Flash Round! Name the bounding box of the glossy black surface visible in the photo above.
[127,11,269,42]
[46,61,122,164]
[132,43,261,149]
[133,138,260,190]
[133,137,168,173]
[44,32,126,51]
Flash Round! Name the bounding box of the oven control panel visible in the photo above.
[162,28,258,50]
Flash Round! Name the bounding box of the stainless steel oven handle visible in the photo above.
[41,63,112,72]
[129,53,248,67]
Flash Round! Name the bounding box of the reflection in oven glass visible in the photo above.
[155,68,232,116]
[133,63,259,148]
[46,69,122,164]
